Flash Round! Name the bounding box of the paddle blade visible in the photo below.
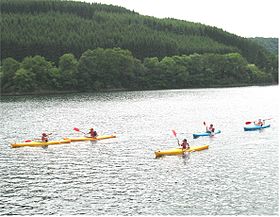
[245,121,252,125]
[73,127,80,132]
[25,140,32,142]
[172,130,177,137]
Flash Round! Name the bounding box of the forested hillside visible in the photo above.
[250,37,278,55]
[1,0,238,61]
[0,0,278,94]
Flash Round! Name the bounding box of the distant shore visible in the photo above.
[1,83,276,97]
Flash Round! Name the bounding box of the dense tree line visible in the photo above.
[1,8,235,61]
[1,0,277,80]
[0,0,278,94]
[0,48,274,94]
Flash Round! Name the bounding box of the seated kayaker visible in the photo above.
[254,119,264,126]
[88,128,98,138]
[41,133,49,142]
[210,127,216,136]
[181,139,190,150]
[204,122,214,133]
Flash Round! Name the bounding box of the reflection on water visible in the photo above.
[181,152,190,165]
[0,86,278,215]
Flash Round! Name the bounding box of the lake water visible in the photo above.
[0,86,278,215]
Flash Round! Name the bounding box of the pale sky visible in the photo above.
[76,0,279,38]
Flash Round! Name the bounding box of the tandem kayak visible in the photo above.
[244,124,270,131]
[155,145,209,158]
[193,130,221,139]
[64,134,116,142]
[11,139,71,148]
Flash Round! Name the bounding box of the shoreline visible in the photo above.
[0,83,277,97]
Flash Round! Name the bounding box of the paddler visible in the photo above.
[88,128,98,138]
[180,139,190,150]
[41,133,49,142]
[204,121,215,133]
[254,119,264,126]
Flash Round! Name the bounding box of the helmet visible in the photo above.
[183,139,187,142]
[42,133,47,136]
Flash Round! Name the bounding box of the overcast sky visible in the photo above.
[75,0,279,38]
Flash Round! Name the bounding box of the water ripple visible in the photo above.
[0,86,278,215]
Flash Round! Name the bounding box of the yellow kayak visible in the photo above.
[11,139,71,148]
[64,134,116,142]
[155,145,209,157]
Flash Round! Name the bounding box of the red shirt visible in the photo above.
[89,130,97,137]
[42,135,48,142]
[181,141,189,149]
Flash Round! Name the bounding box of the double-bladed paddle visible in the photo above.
[245,118,272,125]
[24,133,52,142]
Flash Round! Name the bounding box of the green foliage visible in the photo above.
[0,57,20,92]
[0,0,277,94]
[250,37,278,55]
[58,53,78,89]
[246,64,272,83]
[21,55,56,90]
[77,48,141,90]
[77,49,98,90]
[1,0,274,73]
[0,49,274,94]
[13,68,36,92]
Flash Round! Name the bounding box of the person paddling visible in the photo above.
[41,133,50,142]
[88,128,98,138]
[180,139,190,150]
[204,122,215,133]
[254,119,264,126]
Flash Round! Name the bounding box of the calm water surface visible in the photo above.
[0,86,278,215]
